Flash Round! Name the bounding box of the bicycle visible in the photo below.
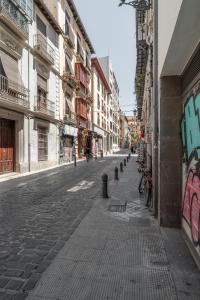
[138,168,152,208]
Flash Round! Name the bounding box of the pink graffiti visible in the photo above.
[183,168,200,246]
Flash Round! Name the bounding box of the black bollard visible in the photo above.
[124,159,126,166]
[127,156,129,162]
[120,162,123,172]
[102,173,109,198]
[114,167,119,180]
[74,153,76,167]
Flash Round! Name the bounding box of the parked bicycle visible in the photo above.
[138,163,152,208]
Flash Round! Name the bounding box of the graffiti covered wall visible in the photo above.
[181,91,200,256]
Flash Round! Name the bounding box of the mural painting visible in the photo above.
[181,92,200,248]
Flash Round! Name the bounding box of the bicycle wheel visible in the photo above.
[138,174,145,194]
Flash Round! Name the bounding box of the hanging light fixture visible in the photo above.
[118,0,151,10]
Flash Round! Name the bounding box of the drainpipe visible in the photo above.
[27,23,31,173]
[152,0,158,216]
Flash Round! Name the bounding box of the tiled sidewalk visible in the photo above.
[27,157,200,300]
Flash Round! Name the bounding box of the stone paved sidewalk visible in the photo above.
[27,157,200,300]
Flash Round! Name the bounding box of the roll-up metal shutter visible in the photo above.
[182,47,200,91]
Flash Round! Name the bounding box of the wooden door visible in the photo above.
[0,118,15,174]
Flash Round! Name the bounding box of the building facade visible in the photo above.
[119,112,131,149]
[0,0,123,177]
[99,56,120,153]
[0,0,62,174]
[133,0,200,265]
[43,0,95,161]
[91,57,111,155]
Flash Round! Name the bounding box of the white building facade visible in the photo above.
[99,56,120,153]
[0,0,61,174]
[91,57,111,155]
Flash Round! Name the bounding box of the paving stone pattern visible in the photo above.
[27,156,200,300]
[0,158,120,299]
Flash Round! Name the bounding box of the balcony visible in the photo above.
[0,0,29,40]
[63,24,75,49]
[33,34,55,65]
[85,57,91,74]
[76,46,84,64]
[62,71,76,90]
[0,74,29,109]
[34,96,55,117]
[64,111,77,124]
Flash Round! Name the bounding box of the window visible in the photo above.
[77,33,81,54]
[36,15,46,36]
[37,74,47,109]
[65,54,71,72]
[38,126,48,161]
[97,94,100,109]
[65,10,70,35]
[97,113,100,126]
[97,76,100,91]
[65,93,72,115]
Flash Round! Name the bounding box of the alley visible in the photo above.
[0,152,199,299]
[0,155,125,299]
[25,154,200,300]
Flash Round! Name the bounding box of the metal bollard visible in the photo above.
[127,156,129,162]
[124,159,126,166]
[74,154,76,167]
[102,173,109,198]
[114,167,119,180]
[120,162,123,172]
[129,153,131,159]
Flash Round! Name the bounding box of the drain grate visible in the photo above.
[109,203,127,212]
[108,198,127,212]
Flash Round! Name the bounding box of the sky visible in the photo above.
[73,0,136,116]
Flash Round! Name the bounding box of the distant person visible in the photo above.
[131,145,134,154]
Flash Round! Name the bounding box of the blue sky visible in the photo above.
[74,0,136,115]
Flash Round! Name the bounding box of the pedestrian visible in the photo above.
[131,145,134,154]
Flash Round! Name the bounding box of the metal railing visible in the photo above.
[62,71,76,89]
[0,74,29,107]
[33,34,55,64]
[64,111,77,124]
[0,0,28,38]
[34,96,55,117]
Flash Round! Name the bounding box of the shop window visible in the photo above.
[38,126,48,161]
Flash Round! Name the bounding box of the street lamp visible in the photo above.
[118,0,151,10]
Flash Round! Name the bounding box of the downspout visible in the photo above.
[152,0,158,216]
[28,23,31,173]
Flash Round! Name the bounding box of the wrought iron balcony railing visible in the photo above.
[0,0,29,39]
[62,71,76,89]
[33,34,55,64]
[64,111,77,124]
[34,96,55,117]
[0,74,29,108]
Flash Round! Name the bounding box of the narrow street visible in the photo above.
[0,155,125,299]
[0,151,199,299]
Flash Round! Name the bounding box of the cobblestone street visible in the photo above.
[0,157,122,299]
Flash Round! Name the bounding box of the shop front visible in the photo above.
[61,124,78,163]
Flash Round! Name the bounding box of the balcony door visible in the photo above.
[37,74,47,110]
[0,118,15,174]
